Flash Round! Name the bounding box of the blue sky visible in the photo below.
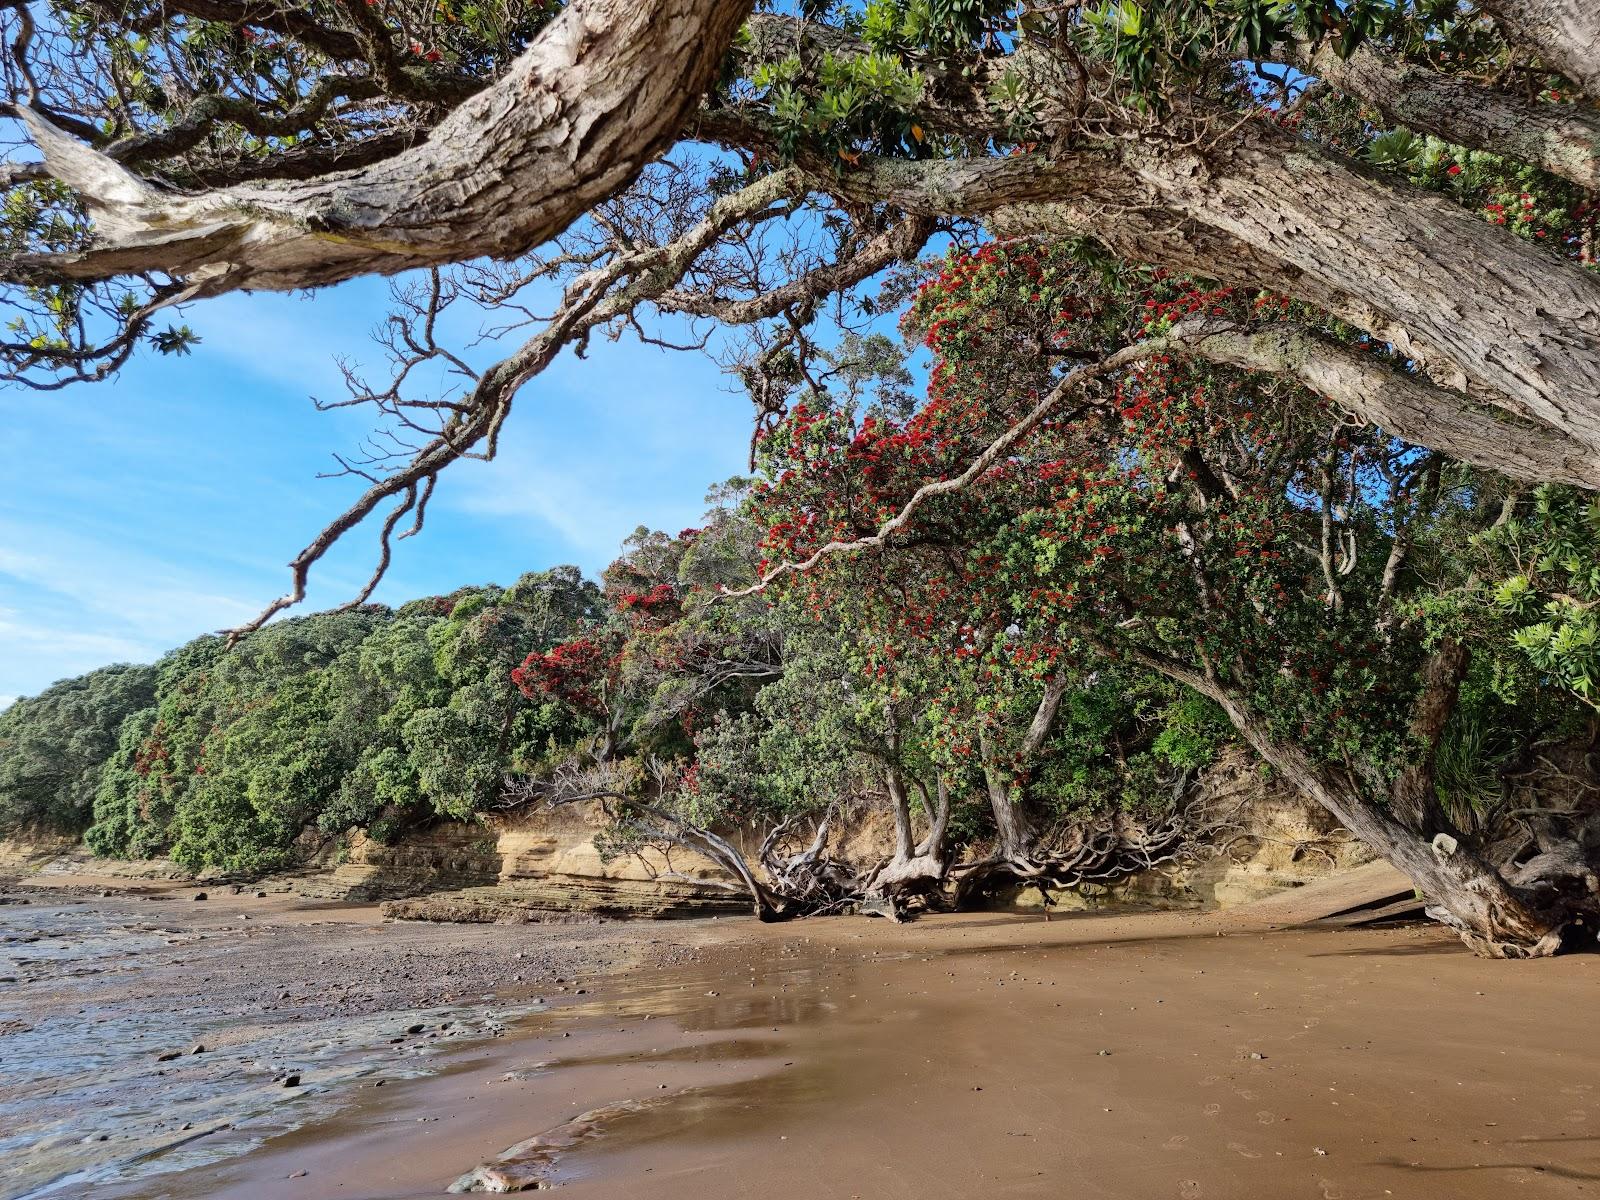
[0,276,755,707]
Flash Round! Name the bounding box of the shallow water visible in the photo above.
[8,896,1600,1200]
[0,895,537,1200]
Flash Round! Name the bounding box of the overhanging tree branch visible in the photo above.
[1171,318,1600,491]
[6,0,756,294]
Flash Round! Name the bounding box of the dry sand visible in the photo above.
[5,874,1598,1200]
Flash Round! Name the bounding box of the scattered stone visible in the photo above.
[282,1074,302,1088]
[155,1050,182,1062]
[255,890,268,899]
[192,892,208,902]
[1249,1052,1267,1061]
[1097,1049,1112,1057]
[190,1043,206,1055]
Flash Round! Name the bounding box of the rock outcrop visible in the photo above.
[1,748,1375,921]
[1011,749,1374,912]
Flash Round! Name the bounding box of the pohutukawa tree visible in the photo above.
[4,0,1599,944]
[746,290,1219,907]
[751,240,1600,956]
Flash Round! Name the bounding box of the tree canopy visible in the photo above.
[2,0,1599,953]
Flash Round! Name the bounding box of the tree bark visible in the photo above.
[719,112,1600,465]
[1293,39,1600,190]
[1479,0,1600,99]
[8,0,754,294]
[1115,127,1600,454]
[1122,646,1573,957]
[1170,319,1600,491]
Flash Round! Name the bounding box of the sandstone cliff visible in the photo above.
[0,749,1372,920]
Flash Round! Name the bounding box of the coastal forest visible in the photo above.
[5,0,1600,961]
[4,243,1599,957]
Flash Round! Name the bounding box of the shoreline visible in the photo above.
[6,873,1599,1200]
[0,872,743,1200]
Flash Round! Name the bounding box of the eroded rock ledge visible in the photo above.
[2,749,1369,921]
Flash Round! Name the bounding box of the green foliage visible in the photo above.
[76,567,601,874]
[1481,487,1600,708]
[0,664,158,836]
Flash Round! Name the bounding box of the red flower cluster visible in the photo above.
[511,637,611,714]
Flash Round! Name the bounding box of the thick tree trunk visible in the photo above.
[1167,318,1600,489]
[793,113,1600,471]
[1294,39,1600,190]
[1479,0,1600,99]
[1168,656,1576,957]
[1257,735,1567,958]
[11,0,755,293]
[1118,127,1600,455]
[865,765,952,914]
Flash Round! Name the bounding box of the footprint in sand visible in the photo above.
[1256,1110,1276,1125]
[1165,1134,1190,1151]
[1566,1110,1588,1124]
[1227,1141,1263,1159]
[1318,1179,1344,1199]
[1204,1103,1222,1118]
[1562,1084,1594,1096]
[1178,1180,1203,1199]
[1198,1074,1219,1087]
[1233,1088,1258,1101]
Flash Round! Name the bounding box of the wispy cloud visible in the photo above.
[1,276,762,699]
[0,521,263,698]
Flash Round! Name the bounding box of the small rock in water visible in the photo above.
[282,1074,302,1088]
[190,1043,206,1055]
[156,1050,182,1062]
[406,1023,426,1034]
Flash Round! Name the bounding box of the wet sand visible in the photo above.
[6,879,1599,1200]
[0,876,740,1199]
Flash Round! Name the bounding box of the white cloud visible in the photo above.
[0,522,265,698]
[195,286,387,399]
[0,609,155,662]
